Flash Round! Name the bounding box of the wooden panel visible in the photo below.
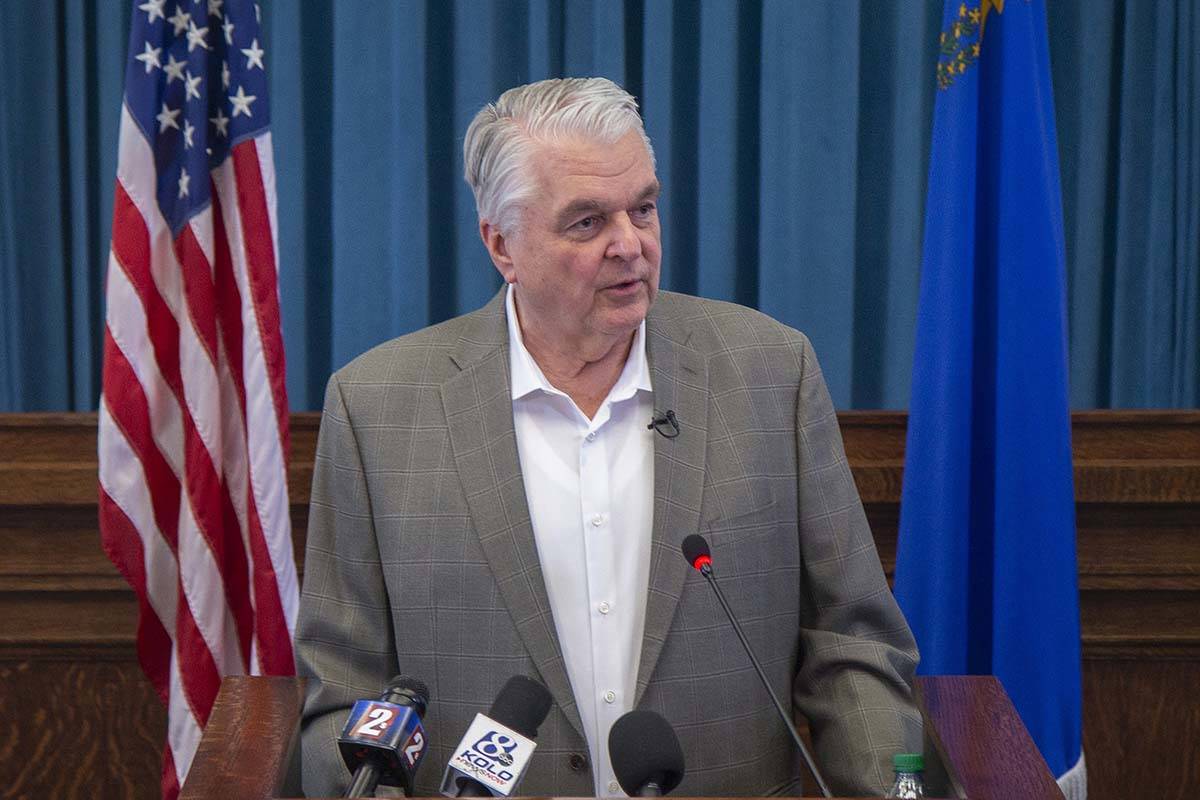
[0,411,1197,800]
[1068,411,1200,459]
[0,413,319,507]
[1081,589,1200,656]
[0,590,137,657]
[1083,659,1200,800]
[839,410,1200,505]
[0,659,164,800]
[1077,505,1200,585]
[0,506,127,590]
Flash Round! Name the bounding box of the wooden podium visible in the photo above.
[178,676,1063,800]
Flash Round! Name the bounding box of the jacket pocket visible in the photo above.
[702,480,777,527]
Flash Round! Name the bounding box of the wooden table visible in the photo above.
[178,675,1063,800]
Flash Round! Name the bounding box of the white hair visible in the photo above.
[463,77,655,234]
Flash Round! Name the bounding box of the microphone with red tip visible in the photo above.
[681,534,832,798]
[608,710,685,796]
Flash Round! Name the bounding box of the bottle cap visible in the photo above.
[893,753,924,772]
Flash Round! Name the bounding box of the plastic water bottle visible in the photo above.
[884,753,926,798]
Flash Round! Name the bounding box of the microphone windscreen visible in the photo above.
[609,710,685,795]
[383,675,430,713]
[488,675,553,739]
[680,534,710,568]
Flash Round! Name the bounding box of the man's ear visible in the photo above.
[480,219,517,284]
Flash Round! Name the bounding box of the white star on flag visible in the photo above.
[135,42,162,74]
[210,107,230,137]
[186,20,211,52]
[223,19,235,45]
[229,85,256,118]
[156,102,181,133]
[163,53,187,83]
[167,7,191,35]
[208,0,224,16]
[177,167,190,198]
[241,38,265,71]
[183,119,195,148]
[185,71,203,101]
[138,0,166,24]
[222,61,231,89]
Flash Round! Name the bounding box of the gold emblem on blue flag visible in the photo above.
[937,0,1006,89]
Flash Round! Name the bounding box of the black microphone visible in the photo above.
[338,675,430,797]
[680,534,833,798]
[440,675,554,797]
[647,410,680,438]
[609,710,685,796]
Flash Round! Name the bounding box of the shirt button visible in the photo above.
[603,690,616,703]
[568,752,589,772]
[598,601,611,615]
[586,431,597,442]
[591,513,604,527]
[607,780,621,794]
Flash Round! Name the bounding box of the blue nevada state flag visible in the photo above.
[893,1,1085,796]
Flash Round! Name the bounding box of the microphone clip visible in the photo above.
[648,410,680,439]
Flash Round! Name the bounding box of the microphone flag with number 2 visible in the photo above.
[340,699,428,782]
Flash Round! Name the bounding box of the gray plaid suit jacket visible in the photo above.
[295,289,921,798]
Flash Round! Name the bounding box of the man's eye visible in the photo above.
[573,216,599,231]
[635,203,656,217]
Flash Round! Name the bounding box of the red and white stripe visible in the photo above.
[99,102,298,800]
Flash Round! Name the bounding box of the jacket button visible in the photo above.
[568,752,589,772]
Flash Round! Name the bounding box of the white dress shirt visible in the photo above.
[505,286,655,796]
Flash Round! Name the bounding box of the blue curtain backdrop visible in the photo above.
[1,1,1196,411]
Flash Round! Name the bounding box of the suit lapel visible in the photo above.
[440,291,709,726]
[635,300,709,703]
[441,291,585,737]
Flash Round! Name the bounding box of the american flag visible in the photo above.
[98,1,298,797]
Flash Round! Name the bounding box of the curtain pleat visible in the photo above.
[1,0,1196,411]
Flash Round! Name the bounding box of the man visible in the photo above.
[296,77,921,797]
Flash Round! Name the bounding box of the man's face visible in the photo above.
[485,130,661,353]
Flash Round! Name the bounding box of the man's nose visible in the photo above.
[606,212,643,262]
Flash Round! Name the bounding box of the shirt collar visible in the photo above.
[505,284,652,403]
